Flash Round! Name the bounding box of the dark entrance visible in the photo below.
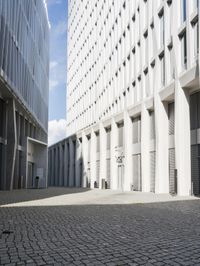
[27,162,34,188]
[190,92,200,195]
[191,145,200,195]
[169,148,176,195]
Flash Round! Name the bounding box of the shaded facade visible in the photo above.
[49,0,200,196]
[0,0,49,190]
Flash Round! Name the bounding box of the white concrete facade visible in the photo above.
[49,0,200,196]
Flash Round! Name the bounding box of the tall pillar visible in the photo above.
[52,147,55,186]
[0,100,7,190]
[141,104,150,192]
[21,117,27,189]
[99,123,106,189]
[59,143,63,186]
[13,113,20,189]
[64,141,69,187]
[110,118,118,189]
[48,150,52,186]
[75,138,82,187]
[123,111,132,191]
[69,138,75,187]
[51,149,54,186]
[5,99,17,190]
[175,81,191,195]
[90,129,96,188]
[81,132,88,188]
[154,97,169,194]
[54,146,59,186]
[13,150,19,189]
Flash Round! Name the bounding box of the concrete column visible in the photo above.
[99,122,106,189]
[81,132,88,188]
[141,104,150,192]
[175,81,191,195]
[123,111,132,191]
[52,147,55,186]
[69,138,75,187]
[13,150,19,189]
[75,138,82,187]
[55,146,59,186]
[13,113,20,189]
[64,141,69,187]
[0,101,6,190]
[5,99,17,190]
[21,117,27,189]
[51,149,54,186]
[154,97,169,194]
[90,129,96,189]
[110,118,118,189]
[48,150,52,186]
[59,143,63,186]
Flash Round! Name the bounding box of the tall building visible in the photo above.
[49,0,200,196]
[0,0,49,190]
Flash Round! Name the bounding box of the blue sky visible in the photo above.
[47,0,68,145]
[47,0,67,120]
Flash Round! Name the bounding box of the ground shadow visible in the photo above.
[0,187,91,205]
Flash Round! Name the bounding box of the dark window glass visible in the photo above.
[182,0,187,22]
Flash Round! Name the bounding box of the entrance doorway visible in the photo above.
[118,164,124,191]
[27,162,34,188]
[191,145,200,195]
[150,151,156,193]
[169,148,177,195]
[132,154,141,191]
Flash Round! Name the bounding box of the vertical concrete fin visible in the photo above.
[6,99,17,190]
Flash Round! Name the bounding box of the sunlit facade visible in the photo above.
[0,0,49,190]
[49,0,200,196]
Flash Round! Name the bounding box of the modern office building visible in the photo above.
[0,0,49,190]
[48,0,200,196]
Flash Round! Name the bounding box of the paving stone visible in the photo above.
[0,189,200,265]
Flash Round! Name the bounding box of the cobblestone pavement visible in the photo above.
[0,189,200,265]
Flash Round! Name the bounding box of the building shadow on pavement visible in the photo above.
[0,187,91,206]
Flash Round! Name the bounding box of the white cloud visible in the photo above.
[49,58,66,91]
[51,20,66,38]
[48,119,66,146]
[47,0,62,6]
[49,80,59,91]
[50,61,58,69]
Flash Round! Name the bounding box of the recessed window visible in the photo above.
[159,53,165,87]
[193,0,199,9]
[181,0,187,23]
[159,10,164,47]
[192,20,199,58]
[180,31,187,70]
